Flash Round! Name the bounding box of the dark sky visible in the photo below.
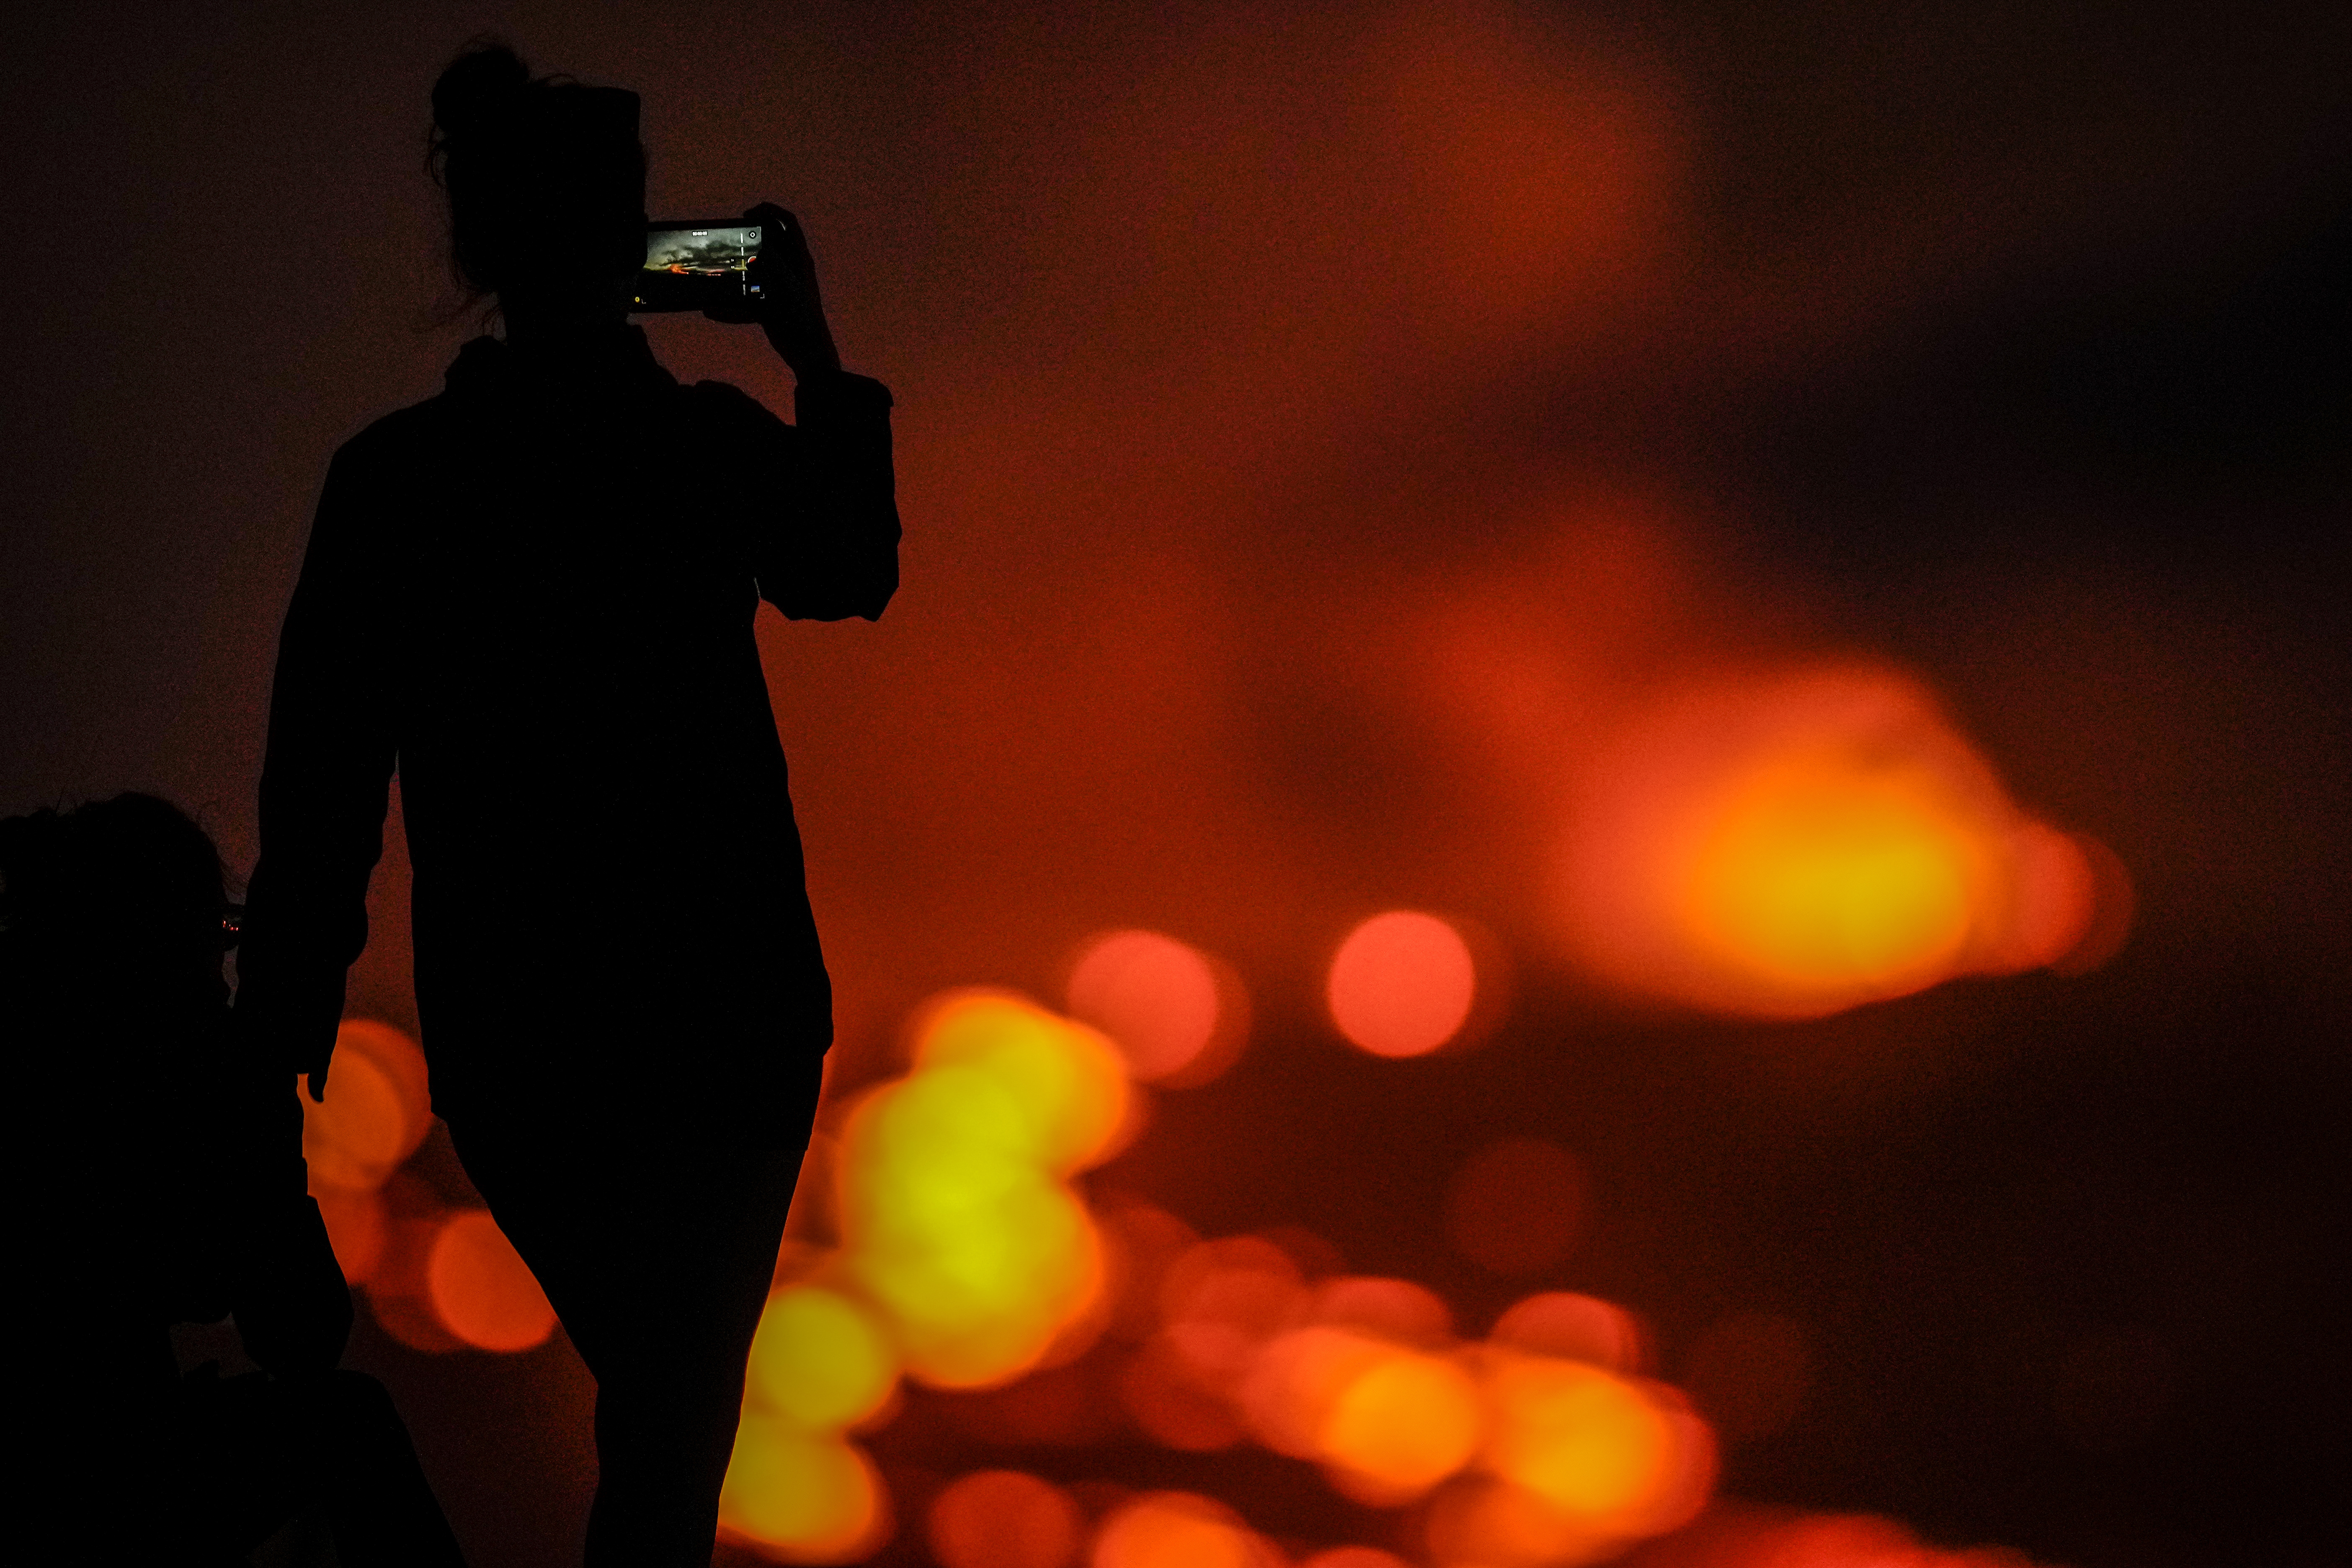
[4,4,2347,1566]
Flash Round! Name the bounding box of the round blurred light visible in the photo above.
[1488,1293,1643,1372]
[1240,1326,1392,1459]
[1446,1138,1586,1277]
[425,1209,556,1353]
[843,992,1124,1388]
[1300,1552,1413,1568]
[1092,1493,1268,1568]
[1067,930,1238,1084]
[1480,1354,1713,1538]
[929,1470,1083,1568]
[1117,1338,1247,1452]
[1426,1475,1610,1568]
[1159,1237,1308,1385]
[1308,1276,1454,1348]
[745,1286,899,1431]
[718,1418,887,1563]
[913,991,1132,1174]
[1555,665,2112,1018]
[301,1020,432,1191]
[1327,911,1477,1058]
[1318,1349,1483,1498]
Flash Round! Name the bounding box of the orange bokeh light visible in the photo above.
[1307,1276,1455,1348]
[929,1470,1083,1568]
[1476,1352,1715,1545]
[1160,1237,1310,1387]
[1488,1293,1646,1374]
[1319,1345,1484,1500]
[1556,665,2123,1018]
[1092,1493,1272,1568]
[1327,911,1478,1057]
[1066,929,1247,1086]
[426,1208,557,1353]
[301,1019,431,1192]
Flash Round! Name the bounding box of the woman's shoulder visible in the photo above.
[332,395,461,473]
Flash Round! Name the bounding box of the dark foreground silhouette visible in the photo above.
[3,794,465,1565]
[236,42,900,1566]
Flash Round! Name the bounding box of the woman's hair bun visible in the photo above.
[431,40,531,140]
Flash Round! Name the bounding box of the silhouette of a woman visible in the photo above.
[236,42,898,1566]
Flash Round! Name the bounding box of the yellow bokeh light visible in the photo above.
[717,1417,888,1564]
[1478,1352,1713,1539]
[839,991,1126,1388]
[1680,749,1984,996]
[912,990,1132,1174]
[745,1286,899,1431]
[1556,665,2120,1019]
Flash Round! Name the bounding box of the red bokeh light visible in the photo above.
[929,1470,1083,1568]
[1489,1293,1647,1374]
[1327,911,1478,1058]
[1066,929,1247,1086]
[426,1208,557,1354]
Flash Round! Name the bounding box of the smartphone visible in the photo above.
[633,220,764,314]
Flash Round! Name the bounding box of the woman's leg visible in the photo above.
[452,1124,809,1568]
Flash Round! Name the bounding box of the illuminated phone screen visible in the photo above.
[633,222,763,312]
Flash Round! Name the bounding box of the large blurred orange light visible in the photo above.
[425,1209,556,1353]
[1092,1493,1271,1568]
[929,1470,1083,1568]
[1067,929,1245,1085]
[301,1019,431,1191]
[1328,911,1478,1057]
[1557,666,2121,1018]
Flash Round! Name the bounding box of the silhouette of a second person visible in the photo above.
[235,43,899,1567]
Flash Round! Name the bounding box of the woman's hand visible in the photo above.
[728,202,841,379]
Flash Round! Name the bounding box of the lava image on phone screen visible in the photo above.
[634,222,763,313]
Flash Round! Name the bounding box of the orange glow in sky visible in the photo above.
[1327,911,1479,1057]
[1556,665,2124,1018]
